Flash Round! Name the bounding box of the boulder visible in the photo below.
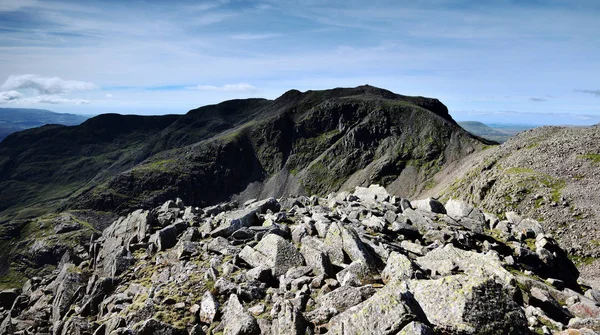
[299,243,333,277]
[316,285,375,313]
[149,222,187,251]
[412,198,446,214]
[327,281,423,334]
[397,321,435,335]
[416,244,514,286]
[211,208,260,238]
[408,275,526,334]
[353,185,390,203]
[271,299,306,335]
[382,252,415,284]
[239,234,305,277]
[199,291,219,324]
[445,199,485,223]
[222,294,260,335]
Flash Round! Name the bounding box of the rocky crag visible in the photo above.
[1,185,598,335]
[0,86,491,287]
[424,125,600,287]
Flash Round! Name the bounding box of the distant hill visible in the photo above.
[0,108,89,142]
[458,121,533,143]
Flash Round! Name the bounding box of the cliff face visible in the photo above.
[72,85,490,215]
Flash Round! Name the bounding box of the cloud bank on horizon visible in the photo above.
[0,0,599,124]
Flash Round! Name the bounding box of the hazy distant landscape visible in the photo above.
[0,108,89,142]
[458,121,535,143]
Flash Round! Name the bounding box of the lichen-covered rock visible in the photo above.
[327,281,423,335]
[382,252,415,284]
[199,291,219,324]
[222,294,260,335]
[397,321,435,335]
[417,244,514,286]
[239,233,304,277]
[270,299,306,335]
[316,285,375,313]
[408,275,527,334]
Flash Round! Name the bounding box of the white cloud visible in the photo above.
[1,74,98,95]
[0,74,97,105]
[187,83,258,92]
[0,90,23,103]
[23,95,90,105]
[105,93,113,98]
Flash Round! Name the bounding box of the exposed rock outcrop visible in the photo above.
[0,186,591,334]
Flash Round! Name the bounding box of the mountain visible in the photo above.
[0,187,588,334]
[0,108,89,142]
[458,121,512,143]
[0,85,492,288]
[457,121,533,143]
[421,125,600,287]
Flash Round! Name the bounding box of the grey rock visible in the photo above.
[60,316,93,335]
[412,197,446,214]
[299,242,333,277]
[416,244,514,285]
[316,285,376,313]
[52,264,86,324]
[207,236,240,256]
[211,208,260,238]
[408,275,526,334]
[445,199,485,223]
[353,185,390,203]
[222,294,259,335]
[239,234,304,277]
[149,222,186,251]
[327,281,422,335]
[529,286,572,324]
[397,321,435,335]
[199,291,219,324]
[271,300,306,335]
[382,252,415,284]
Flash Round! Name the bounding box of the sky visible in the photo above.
[0,0,599,125]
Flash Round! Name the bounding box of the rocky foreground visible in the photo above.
[1,186,599,334]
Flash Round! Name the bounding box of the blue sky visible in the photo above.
[0,0,599,125]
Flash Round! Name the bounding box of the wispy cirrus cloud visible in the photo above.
[576,89,600,97]
[529,97,547,102]
[229,33,282,40]
[0,74,97,105]
[186,83,258,93]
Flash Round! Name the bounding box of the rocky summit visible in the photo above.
[1,185,597,335]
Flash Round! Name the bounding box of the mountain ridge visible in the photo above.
[0,85,492,286]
